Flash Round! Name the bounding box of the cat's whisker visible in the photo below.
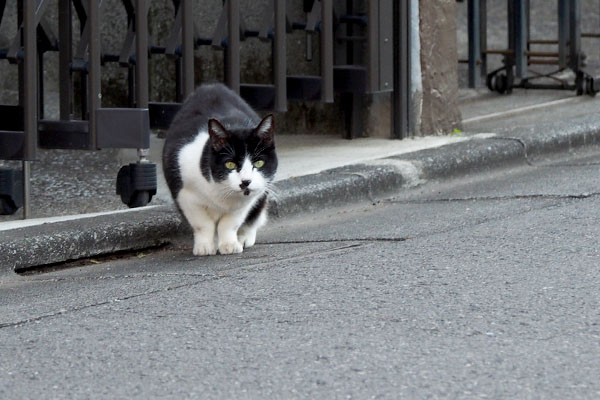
[265,184,281,202]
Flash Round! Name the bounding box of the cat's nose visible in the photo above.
[240,180,251,189]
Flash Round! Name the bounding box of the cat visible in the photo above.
[162,83,278,255]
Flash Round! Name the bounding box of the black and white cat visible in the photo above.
[162,83,278,255]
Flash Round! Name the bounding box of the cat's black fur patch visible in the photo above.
[162,83,278,195]
[243,194,268,228]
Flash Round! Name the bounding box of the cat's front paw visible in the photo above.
[193,241,217,256]
[218,241,243,255]
[238,231,257,248]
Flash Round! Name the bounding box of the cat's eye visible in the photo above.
[225,161,237,170]
[253,160,265,168]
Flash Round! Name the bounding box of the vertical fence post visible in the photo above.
[88,0,101,149]
[274,0,287,112]
[479,0,487,84]
[181,0,194,98]
[135,0,148,108]
[367,0,379,93]
[227,0,240,93]
[320,0,334,103]
[23,0,37,159]
[22,0,37,218]
[514,0,527,78]
[568,0,580,71]
[468,0,481,87]
[59,0,72,120]
[558,0,569,69]
[392,0,410,139]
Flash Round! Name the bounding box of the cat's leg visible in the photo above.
[177,189,217,256]
[238,207,267,248]
[216,212,246,255]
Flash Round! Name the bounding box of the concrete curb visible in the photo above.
[2,114,600,274]
[0,207,183,276]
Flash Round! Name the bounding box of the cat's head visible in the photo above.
[206,114,278,197]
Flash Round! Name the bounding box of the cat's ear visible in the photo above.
[255,114,275,146]
[208,119,230,151]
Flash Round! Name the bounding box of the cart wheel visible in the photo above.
[576,72,585,96]
[127,190,151,208]
[0,168,22,215]
[116,162,157,208]
[0,196,19,215]
[494,73,508,94]
[486,72,495,92]
[585,77,597,97]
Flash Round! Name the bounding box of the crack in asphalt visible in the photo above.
[262,238,409,245]
[536,162,600,167]
[0,279,220,330]
[0,243,366,330]
[384,192,600,204]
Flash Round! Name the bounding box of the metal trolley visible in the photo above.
[465,0,600,95]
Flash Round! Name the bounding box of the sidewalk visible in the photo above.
[2,89,600,274]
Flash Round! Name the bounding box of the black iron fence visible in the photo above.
[0,0,411,219]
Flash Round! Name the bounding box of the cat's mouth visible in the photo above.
[243,189,251,196]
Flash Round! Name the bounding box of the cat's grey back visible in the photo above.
[162,83,260,197]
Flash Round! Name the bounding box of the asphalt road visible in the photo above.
[2,146,600,399]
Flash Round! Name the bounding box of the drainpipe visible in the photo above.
[410,0,422,137]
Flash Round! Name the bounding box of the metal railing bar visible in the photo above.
[305,0,320,32]
[227,0,240,93]
[121,0,134,17]
[274,0,286,111]
[514,0,527,78]
[528,39,558,44]
[7,0,51,60]
[34,0,51,26]
[525,51,559,57]
[22,0,38,218]
[320,0,333,103]
[135,0,149,108]
[181,0,194,97]
[87,0,100,149]
[528,59,560,65]
[0,0,6,26]
[568,0,580,71]
[119,26,136,65]
[367,0,379,93]
[258,0,273,40]
[72,0,87,30]
[558,0,569,68]
[211,0,228,48]
[117,0,135,65]
[74,17,90,60]
[59,0,72,120]
[392,0,410,139]
[165,2,182,55]
[23,0,37,161]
